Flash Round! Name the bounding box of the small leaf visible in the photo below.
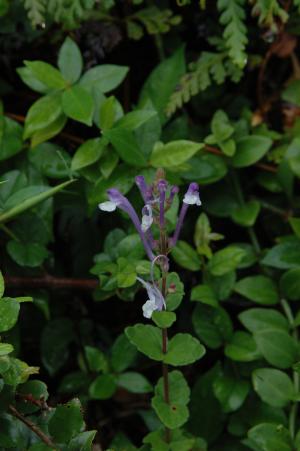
[58,37,83,84]
[254,329,298,369]
[68,431,97,451]
[225,331,261,362]
[231,200,260,227]
[193,304,233,349]
[0,343,13,356]
[80,64,129,93]
[24,93,63,139]
[280,268,300,301]
[152,311,176,328]
[24,60,67,90]
[117,372,152,394]
[111,333,138,373]
[125,324,163,361]
[7,241,48,267]
[0,298,20,332]
[261,240,300,269]
[208,246,246,276]
[239,308,288,333]
[252,368,296,407]
[164,333,206,366]
[213,371,250,413]
[89,374,117,400]
[171,240,201,271]
[150,140,203,168]
[48,399,84,443]
[62,85,94,126]
[231,135,272,167]
[191,284,218,307]
[104,127,147,167]
[84,346,108,373]
[247,423,293,451]
[234,275,279,305]
[71,138,106,171]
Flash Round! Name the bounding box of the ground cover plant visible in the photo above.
[2,0,300,449]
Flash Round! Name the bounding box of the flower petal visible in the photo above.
[142,300,157,319]
[98,201,117,212]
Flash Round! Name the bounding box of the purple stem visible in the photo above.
[170,202,189,247]
[135,175,148,204]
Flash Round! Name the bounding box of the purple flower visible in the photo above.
[141,204,153,232]
[171,182,201,246]
[137,276,166,318]
[99,188,155,261]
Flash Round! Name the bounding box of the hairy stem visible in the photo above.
[9,404,56,448]
[280,298,299,440]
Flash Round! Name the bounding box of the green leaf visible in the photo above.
[150,140,203,168]
[252,368,296,407]
[24,93,63,139]
[234,275,279,305]
[48,399,84,443]
[24,60,67,90]
[68,431,97,451]
[29,142,72,179]
[247,423,293,451]
[89,374,116,400]
[62,85,94,126]
[80,64,129,93]
[225,331,261,362]
[139,46,185,124]
[239,308,289,333]
[289,217,300,238]
[0,298,20,332]
[104,127,147,167]
[115,109,157,130]
[171,240,201,271]
[191,284,218,307]
[164,333,205,366]
[0,343,13,356]
[282,80,300,106]
[231,135,272,167]
[30,114,67,147]
[152,311,176,328]
[0,179,75,224]
[165,272,184,311]
[208,246,246,276]
[0,118,23,162]
[111,333,137,373]
[117,372,152,393]
[181,153,227,185]
[151,370,190,429]
[99,96,117,131]
[0,271,4,298]
[280,268,300,301]
[254,329,298,369]
[7,241,48,267]
[213,371,250,413]
[17,380,48,414]
[17,66,50,94]
[125,324,163,361]
[117,257,136,288]
[41,318,74,375]
[261,240,300,269]
[192,304,233,349]
[71,138,106,171]
[84,346,108,372]
[211,110,234,143]
[231,200,261,227]
[58,37,83,84]
[285,138,300,178]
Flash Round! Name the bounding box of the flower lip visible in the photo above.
[141,204,153,232]
[183,182,201,206]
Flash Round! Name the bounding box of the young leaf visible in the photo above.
[164,333,205,366]
[89,374,117,400]
[62,85,94,126]
[24,92,63,139]
[24,60,67,90]
[208,246,246,276]
[80,64,129,93]
[58,37,83,84]
[152,311,176,328]
[71,138,107,171]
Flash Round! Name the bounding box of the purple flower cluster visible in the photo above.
[99,174,201,318]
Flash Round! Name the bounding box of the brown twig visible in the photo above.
[4,275,98,290]
[16,393,49,410]
[9,404,56,449]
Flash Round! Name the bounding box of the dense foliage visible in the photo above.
[2,0,300,449]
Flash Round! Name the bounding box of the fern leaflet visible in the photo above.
[23,0,46,27]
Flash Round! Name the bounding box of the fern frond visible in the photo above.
[47,0,95,29]
[251,0,289,29]
[217,0,248,68]
[23,0,46,27]
[127,6,181,40]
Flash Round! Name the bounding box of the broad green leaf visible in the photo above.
[99,96,117,131]
[29,142,72,179]
[115,109,157,130]
[254,329,298,369]
[247,423,293,451]
[208,246,246,276]
[62,85,94,126]
[71,138,106,171]
[111,333,137,373]
[280,268,300,301]
[234,275,279,305]
[80,64,129,93]
[139,46,185,124]
[231,201,260,227]
[0,118,23,162]
[58,37,83,84]
[89,374,116,399]
[2,357,38,385]
[7,241,48,267]
[261,240,300,269]
[239,308,288,333]
[24,93,63,139]
[181,153,227,185]
[30,114,67,147]
[17,66,50,93]
[225,331,261,362]
[150,140,203,168]
[164,333,205,366]
[171,240,201,271]
[0,179,75,224]
[49,399,84,443]
[152,311,176,328]
[192,304,233,349]
[151,370,190,429]
[0,271,4,298]
[191,284,218,307]
[0,298,20,332]
[104,127,147,167]
[84,346,108,373]
[117,257,136,288]
[211,110,234,142]
[231,135,272,167]
[125,324,163,361]
[24,60,67,89]
[252,368,296,407]
[213,371,250,413]
[117,372,152,393]
[0,343,13,356]
[204,270,236,301]
[68,431,97,451]
[41,318,74,375]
